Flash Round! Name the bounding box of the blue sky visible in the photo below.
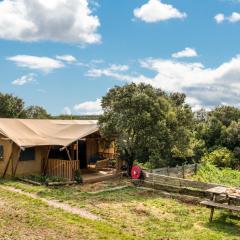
[0,0,240,115]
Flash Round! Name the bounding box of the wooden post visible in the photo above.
[2,152,12,178]
[76,141,79,161]
[194,163,198,174]
[13,148,21,177]
[43,146,51,175]
[182,164,185,179]
[209,194,216,222]
[66,147,74,180]
[2,142,13,178]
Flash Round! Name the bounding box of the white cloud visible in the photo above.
[86,64,131,78]
[12,73,36,86]
[214,12,240,23]
[172,48,198,58]
[87,56,240,110]
[133,0,187,23]
[74,99,102,115]
[56,55,77,63]
[62,106,72,115]
[0,0,101,44]
[8,55,64,72]
[228,12,240,22]
[109,64,129,71]
[214,13,225,24]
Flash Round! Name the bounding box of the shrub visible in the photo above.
[193,163,240,187]
[201,147,234,168]
[74,169,83,184]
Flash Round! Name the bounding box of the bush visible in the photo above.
[74,169,83,184]
[201,147,234,168]
[193,163,240,187]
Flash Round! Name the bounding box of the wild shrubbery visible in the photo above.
[193,163,240,187]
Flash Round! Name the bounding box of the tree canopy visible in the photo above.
[0,93,49,119]
[99,83,195,168]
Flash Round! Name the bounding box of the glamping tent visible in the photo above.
[0,119,116,180]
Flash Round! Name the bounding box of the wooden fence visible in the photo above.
[144,171,219,190]
[146,163,200,178]
[47,159,80,180]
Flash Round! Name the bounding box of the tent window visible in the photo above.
[0,145,3,161]
[20,147,35,161]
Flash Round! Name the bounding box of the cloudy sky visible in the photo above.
[0,0,240,115]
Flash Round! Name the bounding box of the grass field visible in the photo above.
[1,179,240,240]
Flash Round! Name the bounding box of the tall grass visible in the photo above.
[193,163,240,187]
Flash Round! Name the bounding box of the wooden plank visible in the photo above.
[201,200,240,212]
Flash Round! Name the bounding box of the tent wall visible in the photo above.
[0,135,43,178]
[0,135,12,177]
[12,146,43,177]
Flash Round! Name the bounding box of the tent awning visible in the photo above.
[0,119,99,148]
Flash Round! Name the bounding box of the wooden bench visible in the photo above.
[201,200,240,222]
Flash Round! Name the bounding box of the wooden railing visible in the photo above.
[47,159,80,180]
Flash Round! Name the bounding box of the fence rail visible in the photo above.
[47,159,80,180]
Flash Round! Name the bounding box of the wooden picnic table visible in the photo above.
[201,186,240,222]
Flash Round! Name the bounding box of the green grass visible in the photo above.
[2,179,240,240]
[0,187,138,240]
[193,163,240,187]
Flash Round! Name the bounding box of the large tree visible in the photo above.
[99,83,194,168]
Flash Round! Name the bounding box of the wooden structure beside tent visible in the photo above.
[0,119,117,181]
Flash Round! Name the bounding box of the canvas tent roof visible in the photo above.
[0,119,99,148]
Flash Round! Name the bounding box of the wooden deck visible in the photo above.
[81,169,119,184]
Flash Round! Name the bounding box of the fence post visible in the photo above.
[167,166,170,176]
[182,164,185,179]
[194,163,198,174]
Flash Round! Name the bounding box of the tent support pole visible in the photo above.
[13,148,21,177]
[43,146,51,176]
[2,142,13,178]
[76,140,79,161]
[66,147,75,180]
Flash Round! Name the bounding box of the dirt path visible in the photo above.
[0,185,101,221]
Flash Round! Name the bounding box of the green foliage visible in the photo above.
[0,93,25,118]
[195,106,240,169]
[201,147,235,168]
[26,175,66,184]
[24,105,50,119]
[0,92,50,119]
[193,163,240,187]
[99,83,194,168]
[53,115,100,120]
[74,169,83,184]
[210,105,240,127]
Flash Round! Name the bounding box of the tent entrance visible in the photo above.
[78,140,87,169]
